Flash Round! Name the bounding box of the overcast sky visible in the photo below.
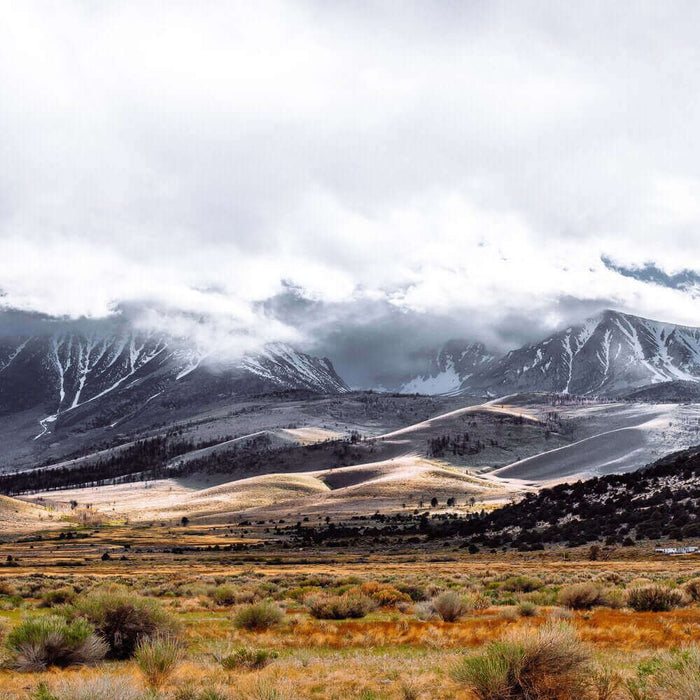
[1,2,699,384]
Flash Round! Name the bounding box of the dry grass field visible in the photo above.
[0,515,699,699]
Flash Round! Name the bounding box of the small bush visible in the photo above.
[0,594,24,611]
[466,592,492,611]
[31,683,58,700]
[524,589,559,606]
[549,607,574,621]
[355,581,411,607]
[591,664,622,700]
[450,623,590,699]
[67,585,180,659]
[649,645,700,699]
[210,585,237,606]
[221,647,279,672]
[558,582,609,610]
[399,678,421,700]
[307,593,376,620]
[0,580,16,597]
[234,602,284,631]
[682,577,700,602]
[499,608,519,622]
[626,584,687,612]
[501,576,543,593]
[40,675,144,700]
[135,635,182,690]
[432,591,472,622]
[602,588,625,610]
[414,601,438,621]
[395,583,428,601]
[5,615,107,671]
[40,588,75,608]
[517,601,538,617]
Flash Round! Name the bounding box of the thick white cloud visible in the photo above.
[1,1,699,345]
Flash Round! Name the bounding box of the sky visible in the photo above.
[1,1,699,386]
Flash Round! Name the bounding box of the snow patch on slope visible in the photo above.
[401,359,462,395]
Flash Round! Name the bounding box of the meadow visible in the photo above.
[0,528,699,699]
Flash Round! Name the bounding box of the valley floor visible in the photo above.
[0,538,699,699]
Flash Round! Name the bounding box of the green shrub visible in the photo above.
[234,602,284,631]
[31,682,58,700]
[500,576,543,593]
[66,585,180,659]
[5,615,107,671]
[558,582,609,610]
[465,592,492,611]
[432,591,472,622]
[395,583,428,601]
[591,664,622,700]
[523,589,559,606]
[40,587,75,608]
[221,647,279,672]
[285,585,319,602]
[649,646,700,700]
[451,647,512,698]
[307,593,375,620]
[626,584,687,612]
[602,587,625,610]
[134,634,182,690]
[210,585,237,606]
[517,601,538,617]
[1,594,25,610]
[450,623,590,699]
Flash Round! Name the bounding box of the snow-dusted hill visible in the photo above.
[0,323,348,441]
[463,310,700,397]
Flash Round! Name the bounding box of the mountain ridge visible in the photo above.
[398,310,700,398]
[0,323,349,445]
[464,309,700,397]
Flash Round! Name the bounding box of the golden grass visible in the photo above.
[1,520,700,698]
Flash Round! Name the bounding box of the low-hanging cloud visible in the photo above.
[1,1,699,379]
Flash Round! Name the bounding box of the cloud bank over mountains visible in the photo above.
[1,1,699,377]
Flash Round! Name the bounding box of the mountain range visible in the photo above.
[0,308,698,464]
[401,310,700,398]
[0,324,347,443]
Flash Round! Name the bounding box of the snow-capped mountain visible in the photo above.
[462,310,700,397]
[0,322,349,441]
[0,331,171,419]
[400,340,494,395]
[239,342,347,394]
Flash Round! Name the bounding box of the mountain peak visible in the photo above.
[461,311,700,397]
